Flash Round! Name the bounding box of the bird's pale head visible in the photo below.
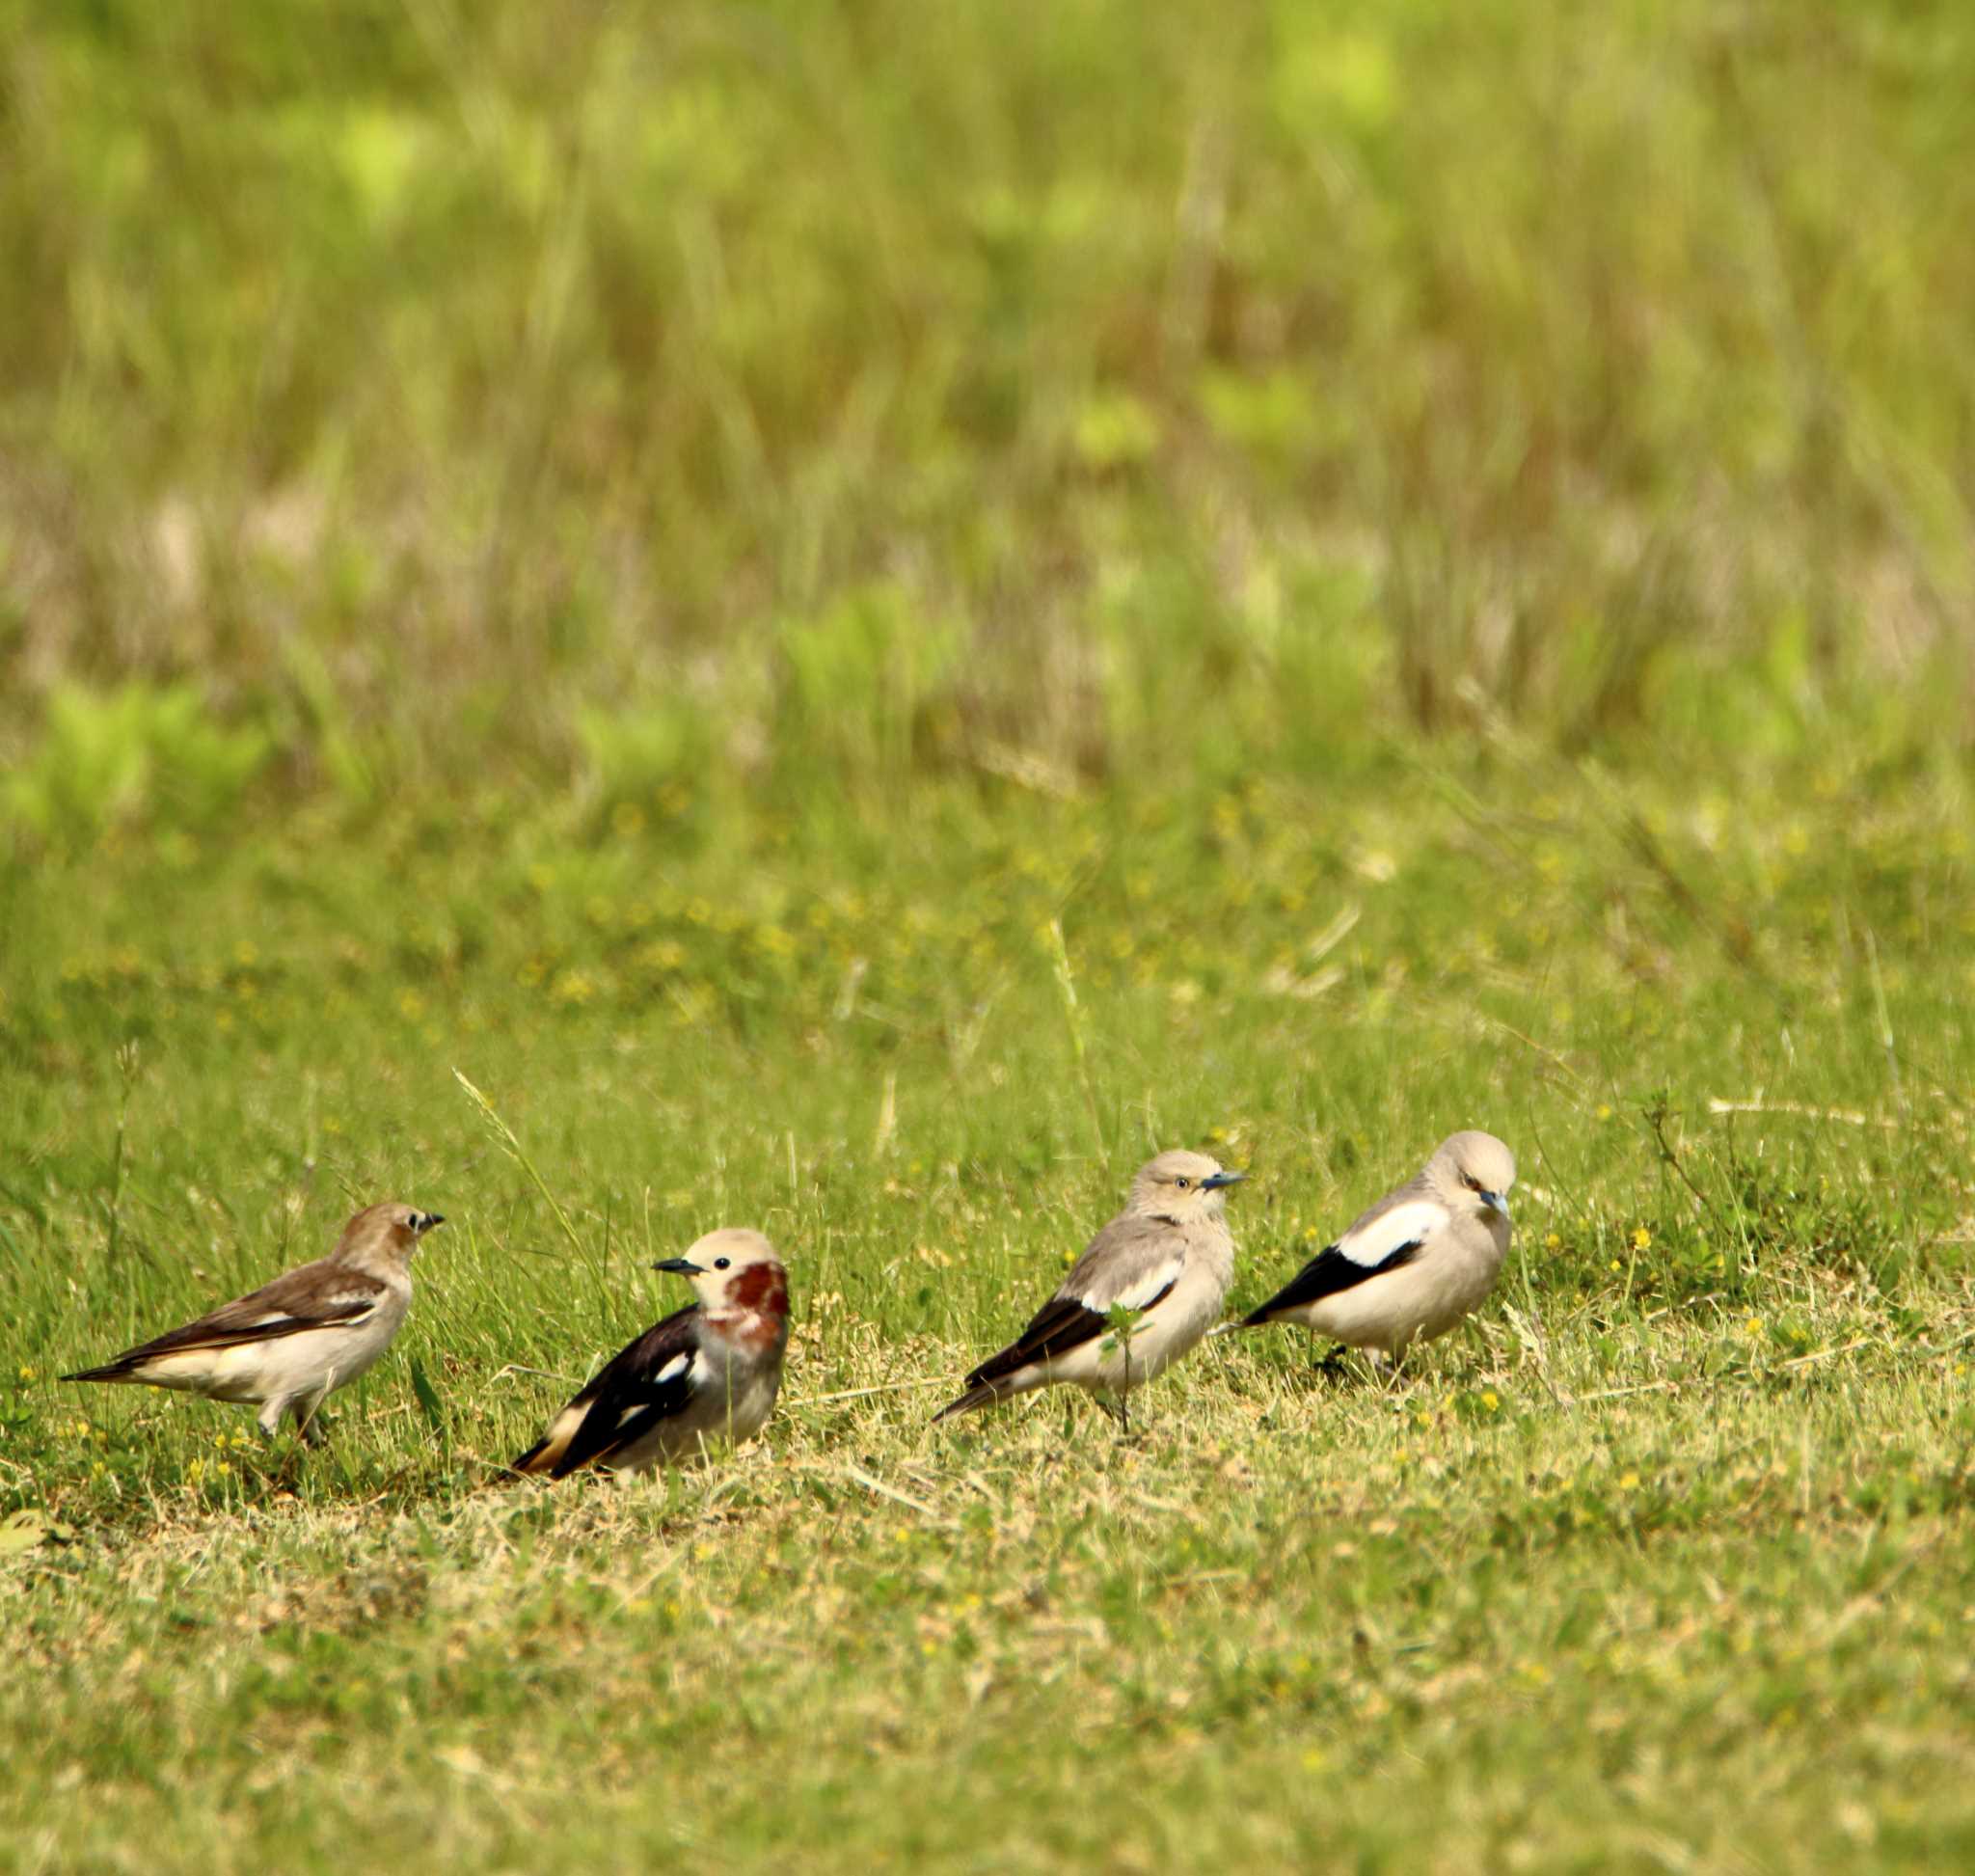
[1127,1149,1247,1219]
[1428,1131,1517,1218]
[334,1201,446,1270]
[655,1228,789,1319]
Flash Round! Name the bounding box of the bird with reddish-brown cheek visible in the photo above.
[62,1203,446,1444]
[510,1228,792,1479]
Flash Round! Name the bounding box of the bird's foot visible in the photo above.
[1093,1395,1137,1437]
[1369,1351,1411,1397]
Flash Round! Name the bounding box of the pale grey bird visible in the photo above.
[934,1150,1246,1429]
[1239,1130,1515,1360]
[62,1202,445,1442]
[511,1229,790,1479]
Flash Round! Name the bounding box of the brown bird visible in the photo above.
[63,1203,445,1443]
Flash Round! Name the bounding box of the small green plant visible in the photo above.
[4,683,270,844]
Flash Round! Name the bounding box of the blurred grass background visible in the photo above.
[3,0,1972,847]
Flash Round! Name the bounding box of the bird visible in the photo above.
[61,1202,445,1442]
[510,1228,791,1479]
[933,1150,1246,1430]
[1237,1130,1516,1363]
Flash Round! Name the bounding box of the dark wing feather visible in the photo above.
[964,1210,1189,1389]
[933,1280,1180,1421]
[522,1305,703,1479]
[1242,1238,1423,1326]
[963,1278,1182,1390]
[63,1261,386,1379]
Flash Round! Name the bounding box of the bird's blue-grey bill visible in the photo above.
[653,1257,706,1275]
[1201,1170,1248,1189]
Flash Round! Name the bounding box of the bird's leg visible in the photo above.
[293,1396,328,1447]
[1311,1343,1355,1384]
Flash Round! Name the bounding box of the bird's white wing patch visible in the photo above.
[1336,1199,1447,1267]
[614,1350,694,1426]
[1080,1257,1185,1314]
[247,1293,376,1329]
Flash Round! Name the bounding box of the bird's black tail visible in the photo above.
[931,1381,1003,1424]
[60,1361,139,1384]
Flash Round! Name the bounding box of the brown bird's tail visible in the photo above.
[60,1360,143,1384]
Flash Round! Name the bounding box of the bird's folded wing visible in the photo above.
[1247,1197,1447,1319]
[526,1306,703,1478]
[967,1217,1186,1387]
[100,1263,389,1367]
[965,1293,1113,1386]
[1060,1212,1191,1311]
[1332,1196,1447,1268]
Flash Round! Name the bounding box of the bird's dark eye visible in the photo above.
[714,1257,731,1270]
[1462,1174,1481,1191]
[1176,1177,1190,1189]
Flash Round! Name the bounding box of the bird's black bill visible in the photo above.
[653,1257,707,1276]
[1201,1170,1248,1189]
[415,1212,446,1234]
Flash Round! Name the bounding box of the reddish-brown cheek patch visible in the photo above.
[729,1264,790,1318]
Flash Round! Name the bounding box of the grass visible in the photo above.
[5,726,1975,1869]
